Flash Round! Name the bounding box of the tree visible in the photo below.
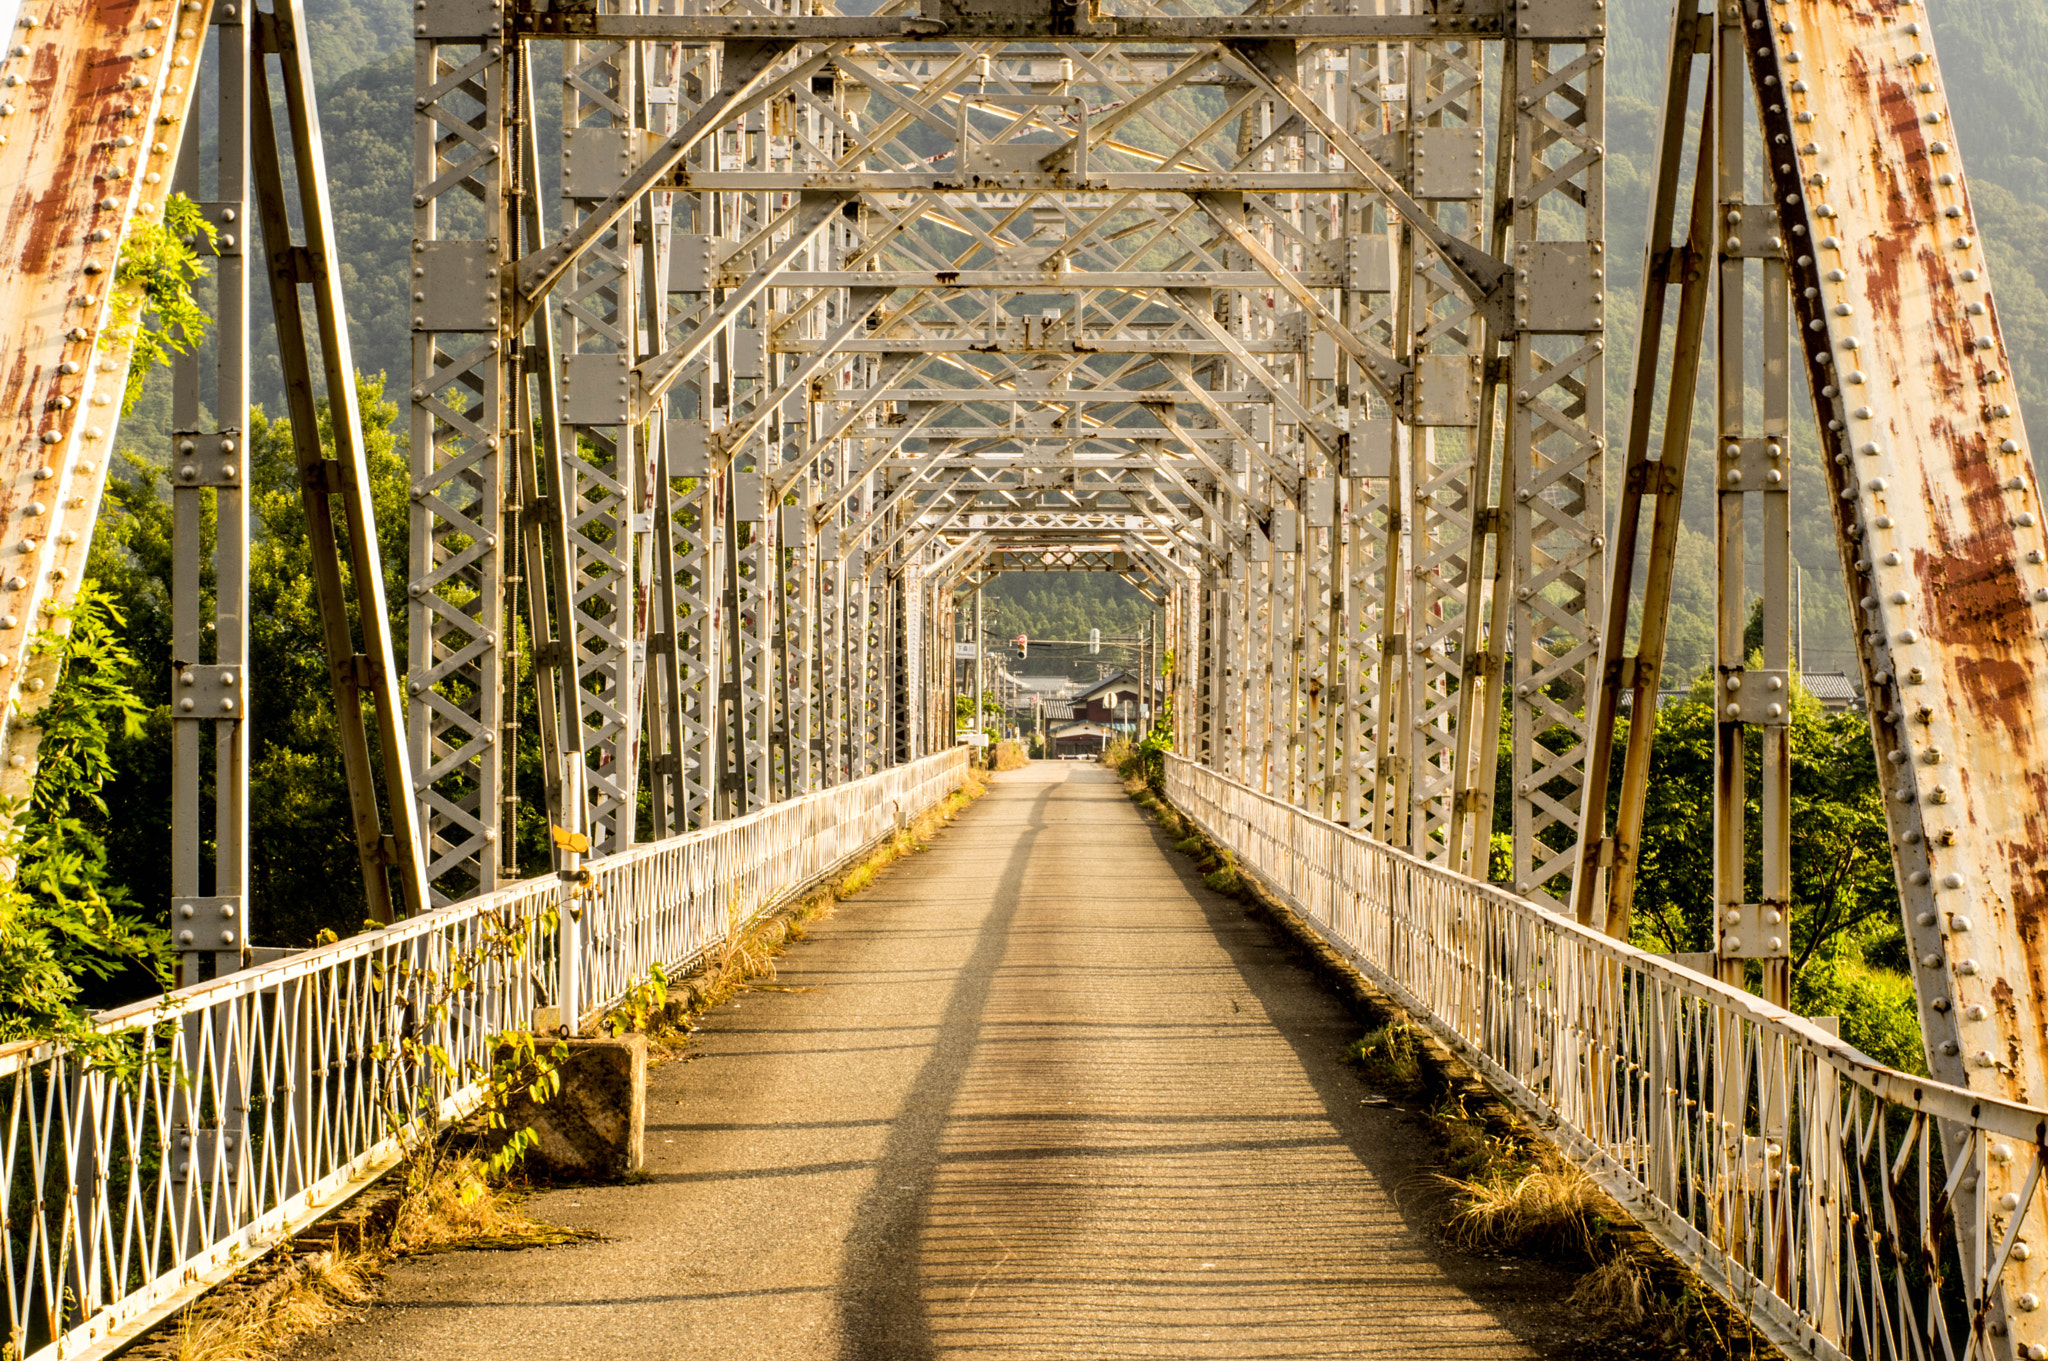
[0,587,170,1046]
[87,377,419,947]
[955,689,1004,726]
[1629,673,1895,973]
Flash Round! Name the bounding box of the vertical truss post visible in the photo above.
[1445,48,1519,880]
[511,60,586,855]
[559,30,646,854]
[1709,0,1790,1004]
[169,0,249,981]
[643,419,689,833]
[716,459,745,814]
[1506,23,1606,908]
[673,433,720,825]
[1402,39,1488,860]
[411,8,513,898]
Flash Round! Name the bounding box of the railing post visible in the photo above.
[558,761,587,1037]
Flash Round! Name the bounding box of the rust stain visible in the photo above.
[1920,248,1968,399]
[2004,766,2048,1097]
[1863,225,1911,336]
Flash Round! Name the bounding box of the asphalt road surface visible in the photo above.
[291,761,1586,1360]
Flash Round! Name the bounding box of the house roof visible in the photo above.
[1073,670,1150,702]
[1803,671,1861,704]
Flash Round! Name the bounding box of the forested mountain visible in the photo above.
[979,572,1158,680]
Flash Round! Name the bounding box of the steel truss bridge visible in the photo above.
[4,0,2048,1355]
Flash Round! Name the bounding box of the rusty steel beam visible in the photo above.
[1755,0,2048,1342]
[1572,0,1715,937]
[0,0,213,820]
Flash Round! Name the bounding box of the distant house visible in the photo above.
[1802,671,1863,713]
[1048,719,1117,757]
[1068,671,1153,733]
[1630,670,1863,714]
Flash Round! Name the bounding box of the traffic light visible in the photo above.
[1017,634,1027,659]
[1089,628,1100,654]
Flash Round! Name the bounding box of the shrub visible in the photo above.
[1347,1021,1424,1093]
[1792,951,1925,1074]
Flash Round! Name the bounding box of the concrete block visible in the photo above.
[501,1033,647,1180]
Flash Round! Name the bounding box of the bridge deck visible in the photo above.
[291,762,1582,1359]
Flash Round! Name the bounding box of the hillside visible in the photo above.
[979,572,1160,681]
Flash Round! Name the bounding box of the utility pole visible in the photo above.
[1140,619,1150,736]
[1795,565,1805,674]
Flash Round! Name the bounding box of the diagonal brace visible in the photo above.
[1221,39,1512,331]
[514,39,800,320]
[1193,191,1406,404]
[632,190,856,421]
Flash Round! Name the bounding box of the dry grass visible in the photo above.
[679,910,793,1018]
[1441,1162,1609,1258]
[992,739,1029,771]
[390,1153,589,1255]
[168,1251,376,1361]
[1568,1252,1652,1328]
[160,1150,587,1361]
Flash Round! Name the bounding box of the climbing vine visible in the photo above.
[112,194,218,415]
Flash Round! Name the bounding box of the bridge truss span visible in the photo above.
[403,0,1611,907]
[7,0,2048,1350]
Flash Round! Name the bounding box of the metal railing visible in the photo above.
[1167,754,2048,1361]
[1,749,967,1361]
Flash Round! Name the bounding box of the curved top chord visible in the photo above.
[0,0,212,818]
